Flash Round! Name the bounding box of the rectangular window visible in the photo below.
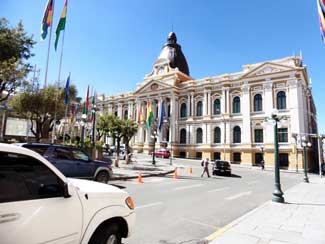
[254,129,263,143]
[233,152,241,162]
[278,128,288,142]
[196,152,202,159]
[213,152,221,160]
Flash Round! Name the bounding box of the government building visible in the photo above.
[97,32,319,170]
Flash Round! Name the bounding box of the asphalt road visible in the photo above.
[112,156,302,244]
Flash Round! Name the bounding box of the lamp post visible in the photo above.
[260,145,265,165]
[301,136,311,183]
[91,104,97,146]
[151,130,157,165]
[270,109,285,203]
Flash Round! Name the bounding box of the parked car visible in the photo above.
[18,143,113,183]
[212,160,232,176]
[0,143,135,244]
[153,149,170,158]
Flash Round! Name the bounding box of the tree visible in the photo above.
[121,119,138,164]
[0,18,35,102]
[11,82,77,142]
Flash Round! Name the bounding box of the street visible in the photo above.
[111,156,302,244]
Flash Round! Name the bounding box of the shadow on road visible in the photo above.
[286,202,325,206]
[212,173,242,178]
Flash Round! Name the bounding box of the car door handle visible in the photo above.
[0,213,20,224]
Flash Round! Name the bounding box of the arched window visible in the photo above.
[214,127,221,143]
[254,94,262,112]
[233,126,241,143]
[180,103,187,118]
[196,128,203,143]
[213,99,221,115]
[180,129,186,144]
[124,110,128,120]
[196,101,203,116]
[233,96,240,113]
[277,91,286,110]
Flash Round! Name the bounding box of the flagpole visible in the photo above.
[52,28,66,143]
[44,0,55,88]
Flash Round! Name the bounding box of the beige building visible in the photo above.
[98,32,319,170]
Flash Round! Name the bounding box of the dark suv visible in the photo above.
[212,160,232,176]
[19,143,113,183]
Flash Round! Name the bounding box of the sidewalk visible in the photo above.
[110,156,176,180]
[207,175,325,244]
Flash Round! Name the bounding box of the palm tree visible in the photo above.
[121,119,138,164]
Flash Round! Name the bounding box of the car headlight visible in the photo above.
[125,196,134,210]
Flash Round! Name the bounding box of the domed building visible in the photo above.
[97,32,319,170]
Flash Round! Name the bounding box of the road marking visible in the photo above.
[208,187,229,193]
[248,180,259,185]
[225,191,252,200]
[173,184,203,191]
[181,217,219,229]
[135,202,163,209]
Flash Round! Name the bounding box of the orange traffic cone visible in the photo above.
[137,173,143,184]
[189,167,193,175]
[173,169,178,179]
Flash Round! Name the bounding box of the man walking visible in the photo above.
[201,158,210,177]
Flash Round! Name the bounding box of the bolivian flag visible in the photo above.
[41,0,54,40]
[54,0,68,50]
[146,101,153,129]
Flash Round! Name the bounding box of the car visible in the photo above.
[153,149,170,158]
[18,143,113,183]
[0,143,135,244]
[212,160,232,176]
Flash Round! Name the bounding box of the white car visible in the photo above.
[0,143,135,244]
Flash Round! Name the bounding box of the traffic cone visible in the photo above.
[189,167,193,175]
[137,173,143,184]
[173,169,178,179]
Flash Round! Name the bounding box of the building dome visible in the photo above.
[156,32,190,76]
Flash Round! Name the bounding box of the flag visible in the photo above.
[85,85,90,114]
[318,0,325,43]
[64,74,70,106]
[90,91,96,122]
[158,101,166,132]
[146,101,153,129]
[54,0,68,50]
[82,102,87,115]
[41,0,54,40]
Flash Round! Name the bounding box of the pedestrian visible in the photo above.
[261,160,265,171]
[201,158,210,177]
[321,162,325,177]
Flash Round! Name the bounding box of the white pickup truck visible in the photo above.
[0,143,135,244]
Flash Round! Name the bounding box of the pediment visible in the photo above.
[241,62,294,78]
[135,79,173,94]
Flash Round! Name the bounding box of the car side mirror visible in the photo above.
[63,183,71,198]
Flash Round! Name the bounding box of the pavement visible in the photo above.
[207,174,325,244]
[110,155,176,180]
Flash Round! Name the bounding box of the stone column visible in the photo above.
[169,95,176,143]
[206,123,212,144]
[157,97,163,144]
[221,88,226,114]
[191,92,194,117]
[242,84,251,144]
[187,94,191,117]
[117,103,123,119]
[186,124,191,144]
[203,90,208,116]
[108,104,113,115]
[207,90,212,116]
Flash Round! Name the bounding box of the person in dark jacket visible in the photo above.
[201,158,210,177]
[321,162,325,177]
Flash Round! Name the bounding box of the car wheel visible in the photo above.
[95,171,109,183]
[89,223,122,244]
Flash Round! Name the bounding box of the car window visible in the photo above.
[71,150,89,161]
[23,145,49,155]
[0,151,64,203]
[54,148,74,160]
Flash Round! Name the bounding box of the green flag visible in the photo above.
[54,0,67,50]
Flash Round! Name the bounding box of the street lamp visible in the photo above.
[301,136,311,183]
[91,104,98,146]
[151,130,157,165]
[268,109,286,203]
[260,145,265,165]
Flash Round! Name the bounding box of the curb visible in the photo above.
[111,169,176,181]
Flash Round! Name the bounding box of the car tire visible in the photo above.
[95,171,109,183]
[89,223,122,244]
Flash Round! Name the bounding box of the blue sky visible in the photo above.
[1,0,325,132]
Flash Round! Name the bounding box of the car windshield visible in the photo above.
[71,150,89,161]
